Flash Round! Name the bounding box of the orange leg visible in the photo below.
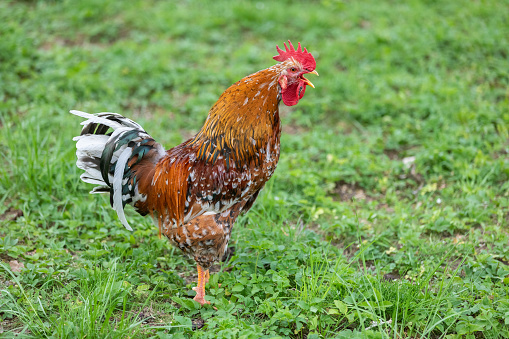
[204,269,210,285]
[193,265,210,306]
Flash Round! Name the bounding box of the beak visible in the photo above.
[301,70,319,88]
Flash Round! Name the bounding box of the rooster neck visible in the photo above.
[189,65,284,169]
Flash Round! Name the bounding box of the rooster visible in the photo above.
[71,41,318,306]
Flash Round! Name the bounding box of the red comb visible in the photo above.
[273,40,316,70]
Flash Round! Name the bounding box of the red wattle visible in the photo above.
[281,79,307,106]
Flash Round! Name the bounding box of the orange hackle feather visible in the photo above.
[190,67,281,169]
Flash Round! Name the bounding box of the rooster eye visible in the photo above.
[290,67,297,72]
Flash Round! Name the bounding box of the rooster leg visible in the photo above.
[195,268,210,286]
[204,269,210,284]
[203,269,223,288]
[193,264,210,305]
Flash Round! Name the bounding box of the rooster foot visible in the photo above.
[193,265,217,308]
[193,295,211,306]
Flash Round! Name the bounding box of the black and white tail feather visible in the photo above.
[71,110,165,231]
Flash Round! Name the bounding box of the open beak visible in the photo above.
[302,70,319,88]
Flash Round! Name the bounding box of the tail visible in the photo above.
[71,110,166,231]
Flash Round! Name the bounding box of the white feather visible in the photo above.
[90,186,109,194]
[113,148,133,231]
[80,173,104,185]
[132,184,147,203]
[71,110,145,130]
[70,110,124,130]
[76,144,109,163]
[94,113,143,129]
[108,126,135,139]
[76,160,114,185]
[76,134,109,151]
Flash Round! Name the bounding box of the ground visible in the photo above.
[1,0,509,338]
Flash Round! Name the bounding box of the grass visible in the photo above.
[1,0,509,337]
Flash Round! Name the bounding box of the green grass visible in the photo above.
[1,0,509,337]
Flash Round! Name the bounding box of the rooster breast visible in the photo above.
[188,143,280,215]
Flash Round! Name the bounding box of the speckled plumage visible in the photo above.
[72,41,317,306]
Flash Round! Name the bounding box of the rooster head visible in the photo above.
[273,40,318,106]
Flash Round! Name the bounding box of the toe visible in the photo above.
[193,296,211,306]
